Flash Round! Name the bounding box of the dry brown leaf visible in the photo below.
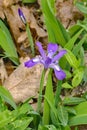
[4,5,30,42]
[56,0,83,28]
[0,0,5,19]
[3,0,19,7]
[0,58,8,84]
[30,12,47,38]
[3,57,44,103]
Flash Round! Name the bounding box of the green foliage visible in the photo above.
[0,20,19,65]
[41,0,70,46]
[26,23,35,56]
[57,105,68,127]
[72,67,84,87]
[0,87,33,129]
[75,1,87,15]
[43,70,54,125]
[63,97,86,105]
[0,86,17,109]
[22,0,36,3]
[69,101,87,126]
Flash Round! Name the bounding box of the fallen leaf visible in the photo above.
[56,0,83,28]
[3,0,19,7]
[0,0,5,19]
[3,57,44,103]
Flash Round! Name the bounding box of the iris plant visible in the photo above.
[25,42,67,80]
[18,8,35,55]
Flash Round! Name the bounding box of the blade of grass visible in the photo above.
[55,80,62,108]
[0,20,19,65]
[0,86,17,109]
[43,69,54,125]
[41,0,70,46]
[65,29,83,50]
[37,69,45,113]
[22,0,36,3]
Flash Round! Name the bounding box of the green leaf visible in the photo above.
[83,66,87,82]
[0,110,12,128]
[75,101,87,115]
[73,34,87,56]
[0,20,19,65]
[37,69,45,113]
[46,0,56,14]
[57,105,68,126]
[75,2,87,14]
[68,24,81,37]
[63,125,71,130]
[41,0,70,46]
[62,82,72,89]
[77,19,87,31]
[65,29,83,50]
[72,67,84,87]
[69,101,87,126]
[43,70,54,125]
[64,70,72,79]
[39,125,57,130]
[22,0,36,3]
[18,103,33,115]
[69,115,87,126]
[38,125,48,130]
[65,49,80,69]
[65,107,76,115]
[63,97,86,105]
[11,117,33,130]
[55,80,62,107]
[0,86,17,109]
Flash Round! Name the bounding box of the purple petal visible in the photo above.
[52,50,67,62]
[49,63,60,71]
[24,57,40,67]
[18,8,26,24]
[44,57,52,68]
[54,69,66,80]
[36,42,46,60]
[47,43,58,54]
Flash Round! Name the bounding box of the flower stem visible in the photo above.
[37,69,45,113]
[26,23,35,56]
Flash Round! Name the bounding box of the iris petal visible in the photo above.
[18,8,26,24]
[36,42,46,60]
[52,50,67,62]
[24,57,40,67]
[44,57,52,68]
[49,63,60,71]
[54,69,66,80]
[47,43,58,54]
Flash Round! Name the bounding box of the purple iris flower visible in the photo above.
[18,8,26,25]
[25,42,67,80]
